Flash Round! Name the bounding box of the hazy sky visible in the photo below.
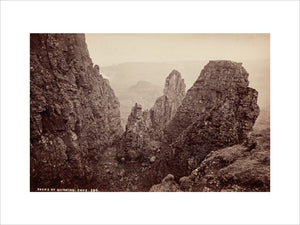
[86,34,270,67]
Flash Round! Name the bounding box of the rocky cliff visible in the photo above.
[30,34,123,191]
[164,60,260,178]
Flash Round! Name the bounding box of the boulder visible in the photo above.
[149,174,181,192]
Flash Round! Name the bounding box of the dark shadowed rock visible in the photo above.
[30,34,123,191]
[165,60,260,178]
[116,103,152,161]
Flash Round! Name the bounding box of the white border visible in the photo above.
[1,1,299,224]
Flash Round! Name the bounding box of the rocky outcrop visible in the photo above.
[30,34,123,191]
[150,128,270,192]
[179,128,270,192]
[163,70,186,103]
[149,70,186,140]
[165,60,260,178]
[116,103,152,161]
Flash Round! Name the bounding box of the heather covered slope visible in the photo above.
[30,34,122,191]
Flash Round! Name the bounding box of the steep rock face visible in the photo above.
[165,61,260,178]
[30,34,122,191]
[149,70,186,140]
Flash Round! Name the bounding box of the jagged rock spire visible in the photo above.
[118,69,187,160]
[163,69,186,100]
[150,69,186,132]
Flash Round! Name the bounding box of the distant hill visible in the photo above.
[115,81,163,127]
[128,80,162,95]
[101,61,208,90]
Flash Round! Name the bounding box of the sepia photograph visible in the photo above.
[1,1,299,224]
[30,33,270,192]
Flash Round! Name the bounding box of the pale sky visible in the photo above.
[85,34,270,67]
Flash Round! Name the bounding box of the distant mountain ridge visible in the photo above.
[101,60,269,110]
[129,80,162,94]
[101,61,207,90]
